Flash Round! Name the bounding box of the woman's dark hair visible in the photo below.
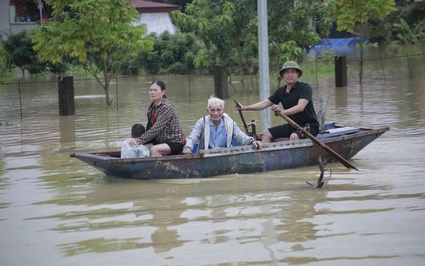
[151,80,167,98]
[151,80,166,91]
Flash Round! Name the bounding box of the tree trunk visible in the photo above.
[234,38,248,91]
[104,85,111,105]
[103,63,113,106]
[83,58,113,105]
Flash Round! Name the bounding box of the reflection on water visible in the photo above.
[1,51,425,265]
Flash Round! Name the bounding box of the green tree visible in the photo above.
[31,0,155,105]
[330,0,396,82]
[173,0,333,91]
[117,32,201,76]
[0,42,12,81]
[392,18,425,45]
[146,32,200,75]
[2,30,65,76]
[3,31,33,76]
[172,0,257,90]
[268,0,333,68]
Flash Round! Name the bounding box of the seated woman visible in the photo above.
[130,80,186,157]
[182,96,262,154]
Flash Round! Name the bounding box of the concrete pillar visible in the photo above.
[214,65,228,99]
[58,76,75,115]
[335,56,347,87]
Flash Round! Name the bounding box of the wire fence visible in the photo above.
[1,51,424,124]
[0,74,205,123]
[302,51,425,89]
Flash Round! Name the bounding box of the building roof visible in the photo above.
[132,0,180,13]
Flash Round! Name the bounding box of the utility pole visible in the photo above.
[257,0,270,132]
[39,0,43,21]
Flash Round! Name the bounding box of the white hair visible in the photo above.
[207,95,225,109]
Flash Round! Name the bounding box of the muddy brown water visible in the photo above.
[1,50,424,265]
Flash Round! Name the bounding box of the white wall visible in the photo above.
[0,0,11,40]
[136,12,176,35]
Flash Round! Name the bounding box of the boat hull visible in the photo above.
[71,124,389,179]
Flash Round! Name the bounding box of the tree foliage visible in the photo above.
[31,0,155,105]
[173,0,333,90]
[0,42,13,81]
[331,0,396,32]
[268,0,333,67]
[330,0,396,82]
[392,18,425,45]
[3,30,66,76]
[173,0,253,65]
[14,0,417,89]
[145,32,200,75]
[118,32,202,76]
[172,0,257,89]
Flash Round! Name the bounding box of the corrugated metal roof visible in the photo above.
[132,0,180,13]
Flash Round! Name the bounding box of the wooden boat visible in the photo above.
[71,122,389,179]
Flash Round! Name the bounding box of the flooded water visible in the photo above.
[1,51,425,265]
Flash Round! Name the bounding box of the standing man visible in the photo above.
[236,61,319,142]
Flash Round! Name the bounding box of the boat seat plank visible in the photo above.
[317,127,360,140]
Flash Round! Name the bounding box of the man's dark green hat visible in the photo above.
[279,61,302,77]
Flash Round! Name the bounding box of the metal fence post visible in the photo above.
[18,79,23,120]
[116,76,119,111]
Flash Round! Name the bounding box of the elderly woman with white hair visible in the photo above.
[182,96,262,154]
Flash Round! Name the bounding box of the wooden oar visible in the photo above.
[275,111,359,171]
[234,100,249,133]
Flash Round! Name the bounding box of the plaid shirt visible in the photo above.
[137,98,185,145]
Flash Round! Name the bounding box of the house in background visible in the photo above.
[0,0,180,41]
[0,0,51,40]
[132,0,180,35]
